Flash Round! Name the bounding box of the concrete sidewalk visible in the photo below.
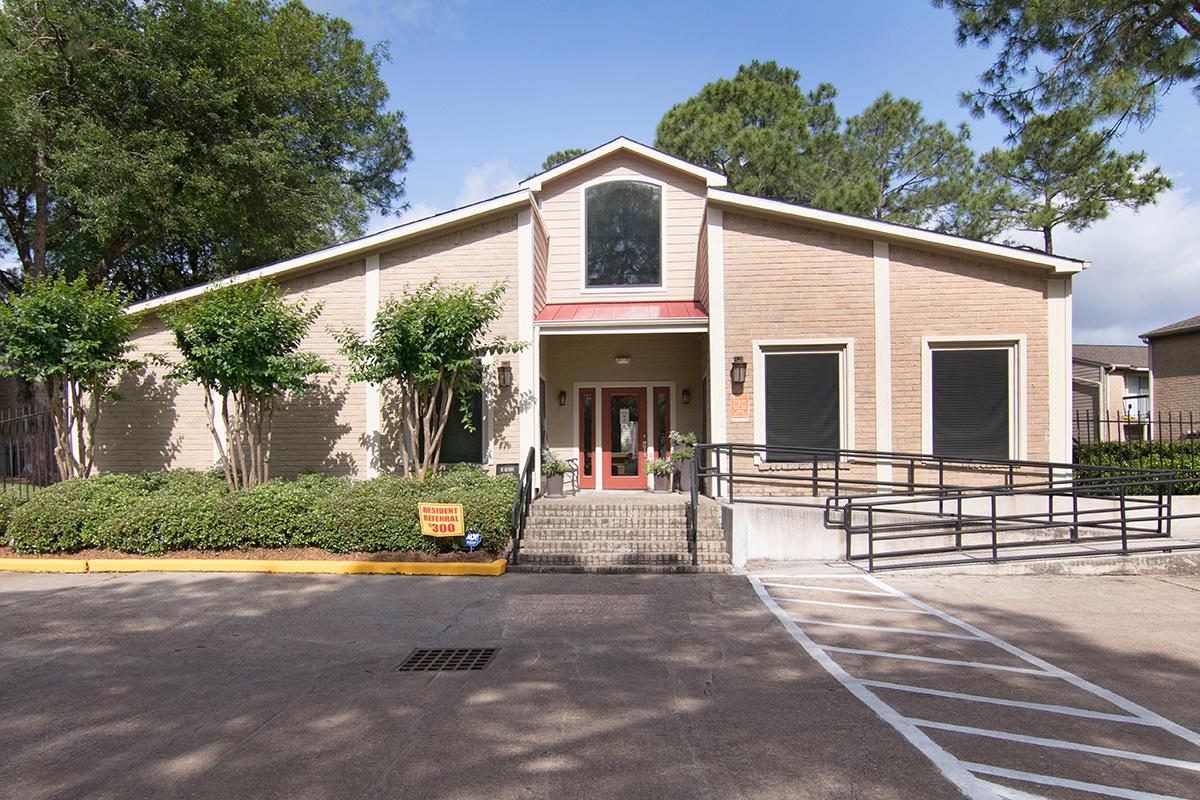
[0,572,959,800]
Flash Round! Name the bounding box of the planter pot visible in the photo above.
[676,458,694,494]
[544,473,565,498]
[652,474,671,493]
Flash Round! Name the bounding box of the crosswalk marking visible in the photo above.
[752,573,1200,799]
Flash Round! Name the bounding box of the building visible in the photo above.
[1071,344,1150,443]
[1142,315,1200,420]
[95,138,1085,487]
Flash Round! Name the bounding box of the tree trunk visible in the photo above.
[31,131,49,277]
[1043,226,1054,254]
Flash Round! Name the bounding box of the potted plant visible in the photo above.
[647,456,674,493]
[541,448,569,497]
[669,430,699,494]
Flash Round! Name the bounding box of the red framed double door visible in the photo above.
[578,385,671,490]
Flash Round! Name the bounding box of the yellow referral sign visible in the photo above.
[418,502,465,537]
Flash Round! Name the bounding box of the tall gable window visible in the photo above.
[584,180,662,287]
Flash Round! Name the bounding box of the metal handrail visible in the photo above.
[509,447,536,566]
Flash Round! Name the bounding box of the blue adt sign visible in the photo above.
[464,529,482,549]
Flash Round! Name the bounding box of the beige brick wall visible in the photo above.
[538,151,707,303]
[890,244,1050,460]
[1150,331,1200,413]
[377,212,520,469]
[271,258,368,478]
[95,314,216,473]
[722,212,877,452]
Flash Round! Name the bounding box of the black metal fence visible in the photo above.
[0,409,57,498]
[1073,409,1200,445]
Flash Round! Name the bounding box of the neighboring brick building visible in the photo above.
[95,137,1086,483]
[1071,344,1150,443]
[1142,315,1200,415]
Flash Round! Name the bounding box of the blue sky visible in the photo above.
[319,0,1200,344]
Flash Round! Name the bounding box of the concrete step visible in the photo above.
[520,527,724,540]
[514,550,729,564]
[508,562,733,574]
[519,540,729,554]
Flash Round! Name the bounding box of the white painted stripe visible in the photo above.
[751,573,870,580]
[749,578,1003,800]
[976,781,1051,800]
[820,646,1055,677]
[761,582,895,597]
[859,681,1156,726]
[964,762,1189,800]
[862,575,1200,749]
[774,597,938,616]
[788,618,980,641]
[914,719,1200,772]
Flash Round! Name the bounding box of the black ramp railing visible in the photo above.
[685,441,1200,571]
[509,447,535,566]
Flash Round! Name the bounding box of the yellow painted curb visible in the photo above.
[85,558,508,576]
[0,557,89,573]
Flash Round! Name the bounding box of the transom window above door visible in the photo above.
[584,180,662,288]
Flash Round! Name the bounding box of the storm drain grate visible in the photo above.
[396,648,497,673]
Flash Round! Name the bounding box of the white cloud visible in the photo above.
[1008,186,1200,345]
[455,159,520,207]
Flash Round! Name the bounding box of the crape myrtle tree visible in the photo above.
[0,275,137,479]
[337,281,523,481]
[0,0,412,297]
[164,282,328,491]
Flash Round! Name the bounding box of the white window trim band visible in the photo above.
[753,338,856,464]
[921,335,1027,460]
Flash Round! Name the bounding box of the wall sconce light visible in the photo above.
[682,389,691,405]
[615,355,632,365]
[730,356,747,393]
[558,390,567,407]
[497,363,513,388]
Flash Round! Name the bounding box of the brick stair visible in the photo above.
[508,497,731,574]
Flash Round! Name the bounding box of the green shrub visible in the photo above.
[1074,440,1200,495]
[0,491,30,537]
[5,466,515,555]
[7,473,156,553]
[218,474,348,549]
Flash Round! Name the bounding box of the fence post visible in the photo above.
[955,495,963,551]
[1071,488,1079,541]
[990,495,999,562]
[811,455,818,497]
[867,507,875,573]
[1119,494,1128,555]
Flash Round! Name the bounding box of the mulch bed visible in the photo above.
[0,546,501,562]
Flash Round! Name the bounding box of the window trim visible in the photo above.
[753,339,855,464]
[578,176,669,294]
[922,336,1026,460]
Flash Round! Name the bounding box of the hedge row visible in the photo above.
[3,467,515,555]
[1074,440,1200,495]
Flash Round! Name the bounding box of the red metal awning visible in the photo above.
[535,300,708,323]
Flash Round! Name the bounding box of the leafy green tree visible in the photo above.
[336,282,523,480]
[655,61,843,205]
[935,0,1200,127]
[979,108,1171,253]
[0,0,411,297]
[164,282,328,491]
[834,92,985,232]
[0,275,137,479]
[537,148,586,174]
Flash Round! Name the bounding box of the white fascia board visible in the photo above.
[708,189,1087,275]
[127,189,531,315]
[520,137,727,191]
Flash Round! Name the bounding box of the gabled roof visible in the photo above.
[520,137,728,192]
[128,189,531,315]
[708,189,1087,275]
[1142,314,1200,340]
[1073,344,1149,369]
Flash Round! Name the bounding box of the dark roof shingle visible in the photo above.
[1072,344,1149,369]
[1141,314,1200,340]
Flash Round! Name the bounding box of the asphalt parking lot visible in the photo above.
[0,570,1197,799]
